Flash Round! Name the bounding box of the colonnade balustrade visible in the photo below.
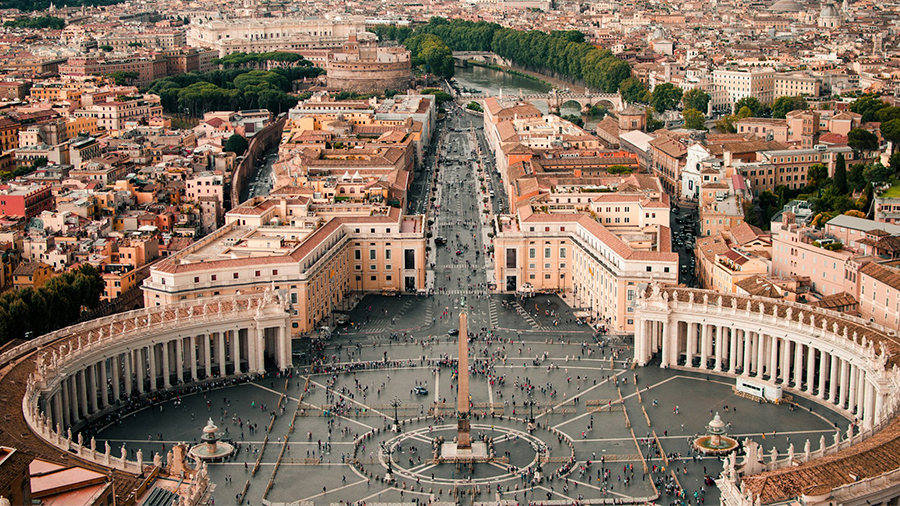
[20,291,293,472]
[633,284,900,431]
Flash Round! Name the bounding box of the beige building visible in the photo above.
[773,73,821,97]
[186,16,368,57]
[493,196,678,332]
[710,67,776,112]
[142,196,426,334]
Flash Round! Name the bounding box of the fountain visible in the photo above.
[188,418,235,462]
[692,412,739,455]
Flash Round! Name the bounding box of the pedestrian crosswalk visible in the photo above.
[437,264,470,269]
[440,289,490,295]
[489,299,499,328]
[514,301,541,330]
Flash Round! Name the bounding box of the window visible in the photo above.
[506,249,517,268]
[386,264,392,271]
[560,248,566,258]
[385,250,392,260]
[355,250,361,260]
[545,274,551,279]
[529,274,536,279]
[211,275,217,281]
[371,275,377,281]
[664,267,670,273]
[529,248,536,259]
[369,250,376,260]
[194,276,199,283]
[273,270,278,275]
[233,273,239,279]
[404,249,415,269]
[255,270,261,277]
[544,247,551,258]
[646,266,652,272]
[370,265,376,271]
[544,263,551,269]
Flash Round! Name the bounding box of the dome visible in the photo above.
[820,3,839,17]
[769,0,804,11]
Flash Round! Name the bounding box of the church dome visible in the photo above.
[820,3,839,17]
[769,0,804,11]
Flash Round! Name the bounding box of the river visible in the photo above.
[451,64,606,129]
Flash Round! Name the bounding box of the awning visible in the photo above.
[573,311,590,318]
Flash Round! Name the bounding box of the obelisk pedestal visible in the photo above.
[457,309,471,450]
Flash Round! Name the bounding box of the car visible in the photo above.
[448,328,459,335]
[435,237,447,245]
[455,250,463,255]
[414,386,429,395]
[336,315,350,325]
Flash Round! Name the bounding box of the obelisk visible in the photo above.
[457,298,471,450]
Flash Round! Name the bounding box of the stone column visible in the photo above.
[743,331,752,375]
[780,340,790,384]
[634,319,645,365]
[806,346,816,394]
[204,334,212,379]
[848,364,858,415]
[793,341,803,388]
[874,388,885,427]
[714,325,725,371]
[864,382,876,430]
[257,327,266,373]
[77,369,88,419]
[234,330,242,375]
[190,335,198,382]
[175,337,183,384]
[136,348,145,394]
[112,355,121,402]
[838,359,849,409]
[53,392,63,429]
[728,328,737,374]
[124,351,133,396]
[99,359,108,409]
[148,343,157,391]
[218,332,227,376]
[699,323,709,369]
[85,364,96,414]
[280,326,291,370]
[818,350,828,399]
[755,333,765,379]
[768,336,778,381]
[828,354,839,403]
[857,369,867,419]
[686,323,696,367]
[61,377,71,428]
[162,340,171,389]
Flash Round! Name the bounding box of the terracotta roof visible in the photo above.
[734,275,783,298]
[730,222,766,246]
[811,291,858,310]
[859,262,900,291]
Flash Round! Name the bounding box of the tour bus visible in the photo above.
[736,378,782,402]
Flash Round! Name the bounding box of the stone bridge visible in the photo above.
[458,90,625,112]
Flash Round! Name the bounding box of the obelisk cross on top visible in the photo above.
[457,296,472,449]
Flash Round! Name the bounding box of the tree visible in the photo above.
[863,162,892,185]
[771,96,808,119]
[848,128,879,154]
[844,210,866,218]
[589,104,608,118]
[849,163,867,192]
[850,94,889,123]
[108,71,139,86]
[881,118,900,152]
[99,45,113,52]
[467,101,482,112]
[562,114,584,127]
[224,134,248,156]
[619,78,647,104]
[734,96,766,117]
[807,164,829,191]
[682,89,710,113]
[890,152,900,176]
[4,15,65,29]
[811,211,833,228]
[834,152,847,194]
[736,106,753,119]
[649,83,683,113]
[683,108,706,130]
[715,115,737,133]
[645,110,664,132]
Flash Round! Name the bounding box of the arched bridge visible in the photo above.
[458,91,625,112]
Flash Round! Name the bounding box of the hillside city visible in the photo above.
[0,0,897,504]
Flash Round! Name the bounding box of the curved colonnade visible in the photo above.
[17,292,292,478]
[634,284,900,506]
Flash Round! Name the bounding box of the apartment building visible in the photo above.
[186,16,367,56]
[493,200,678,333]
[738,145,855,195]
[858,262,900,330]
[142,196,426,334]
[771,212,860,297]
[773,73,821,97]
[73,95,163,132]
[710,67,776,112]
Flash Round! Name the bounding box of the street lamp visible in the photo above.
[527,395,536,425]
[381,441,395,482]
[391,398,402,433]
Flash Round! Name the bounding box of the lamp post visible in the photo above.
[391,398,401,433]
[381,441,395,482]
